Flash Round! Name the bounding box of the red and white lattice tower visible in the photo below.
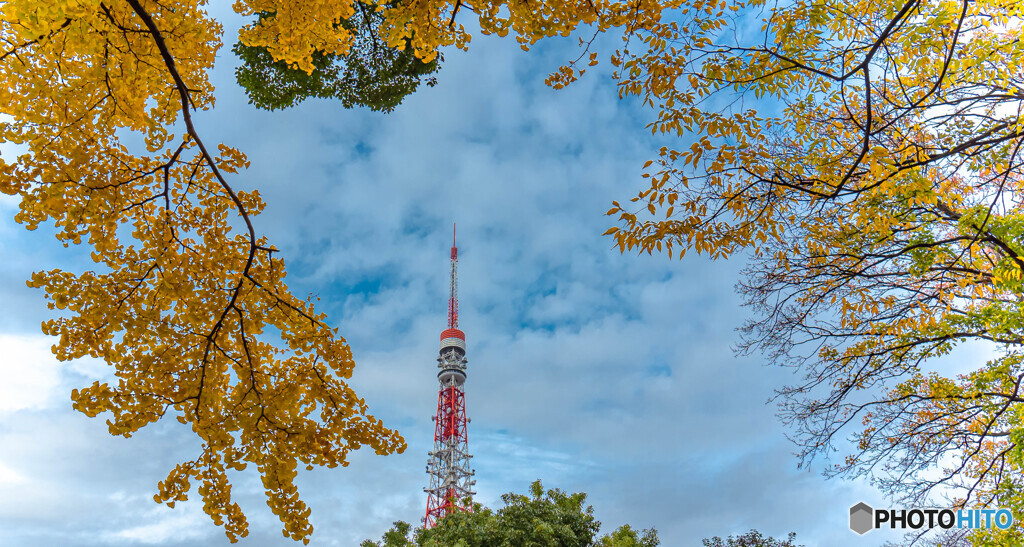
[424,224,475,528]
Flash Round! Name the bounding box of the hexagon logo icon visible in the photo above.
[850,502,874,535]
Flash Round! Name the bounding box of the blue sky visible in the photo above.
[0,7,987,546]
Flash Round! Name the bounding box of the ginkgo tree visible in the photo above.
[602,0,1024,541]
[0,0,677,543]
[1,0,415,542]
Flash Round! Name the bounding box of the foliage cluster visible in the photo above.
[701,530,802,547]
[233,8,439,112]
[360,480,659,547]
[599,0,1024,539]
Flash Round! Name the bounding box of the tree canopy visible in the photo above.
[1,0,412,542]
[233,7,440,112]
[600,0,1024,534]
[360,480,660,547]
[701,530,802,547]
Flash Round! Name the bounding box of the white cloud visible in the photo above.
[0,461,25,485]
[0,334,62,414]
[105,504,212,545]
[0,333,111,416]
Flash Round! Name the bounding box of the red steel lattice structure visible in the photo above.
[424,225,475,528]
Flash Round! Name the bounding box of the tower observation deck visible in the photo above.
[424,225,475,528]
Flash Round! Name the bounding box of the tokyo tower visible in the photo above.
[423,224,475,528]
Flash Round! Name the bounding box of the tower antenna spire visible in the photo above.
[448,223,459,329]
[425,225,474,528]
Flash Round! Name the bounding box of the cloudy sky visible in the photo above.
[0,6,988,547]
